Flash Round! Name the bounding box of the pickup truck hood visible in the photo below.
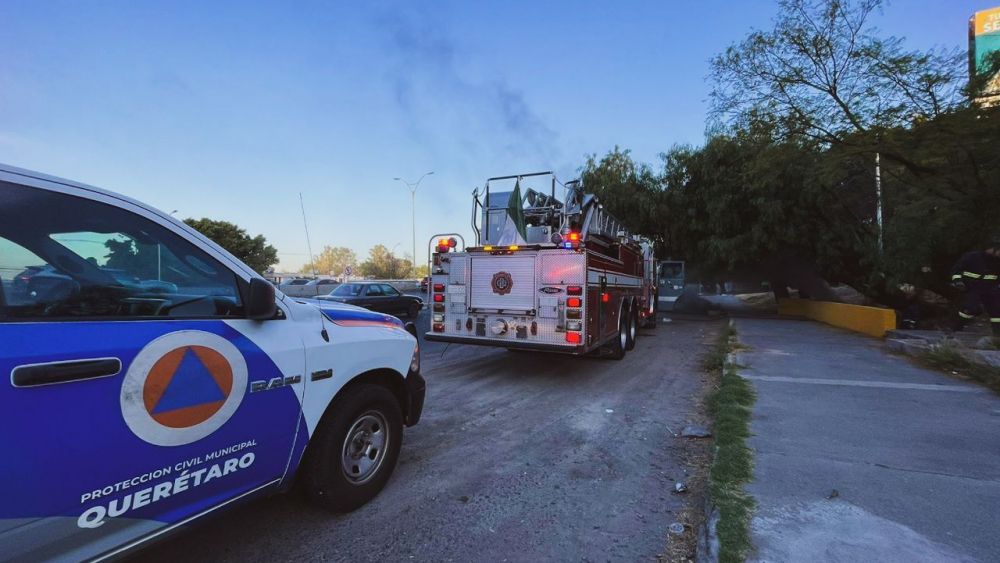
[294,297,404,328]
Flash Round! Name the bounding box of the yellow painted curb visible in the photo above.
[778,298,896,338]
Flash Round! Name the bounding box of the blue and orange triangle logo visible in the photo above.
[143,346,234,428]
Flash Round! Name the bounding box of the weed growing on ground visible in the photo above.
[705,323,756,563]
[919,342,1000,394]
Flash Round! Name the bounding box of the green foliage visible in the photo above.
[581,0,999,303]
[184,218,278,275]
[581,147,666,248]
[705,325,757,563]
[710,0,964,146]
[919,342,1000,395]
[358,245,412,279]
[875,108,1000,293]
[301,246,357,276]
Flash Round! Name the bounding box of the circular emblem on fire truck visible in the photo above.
[491,271,514,295]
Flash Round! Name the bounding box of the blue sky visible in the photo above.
[0,1,991,272]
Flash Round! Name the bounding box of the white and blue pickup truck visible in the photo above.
[0,164,425,561]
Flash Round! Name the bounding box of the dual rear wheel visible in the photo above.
[607,300,640,360]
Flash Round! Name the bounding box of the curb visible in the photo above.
[696,501,720,563]
[696,317,739,563]
[886,337,1000,369]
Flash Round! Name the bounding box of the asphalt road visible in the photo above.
[144,306,720,562]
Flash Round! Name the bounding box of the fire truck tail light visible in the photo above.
[566,309,582,319]
[433,283,445,292]
[432,314,444,323]
[432,323,445,332]
[601,293,610,303]
[433,303,444,312]
[566,331,582,344]
[433,294,444,303]
[567,286,582,295]
[566,320,582,331]
[566,297,582,308]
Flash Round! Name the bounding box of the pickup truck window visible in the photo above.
[0,181,244,321]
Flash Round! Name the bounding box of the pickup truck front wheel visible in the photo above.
[301,384,403,512]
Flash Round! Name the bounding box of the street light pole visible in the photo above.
[394,171,434,276]
[875,152,884,255]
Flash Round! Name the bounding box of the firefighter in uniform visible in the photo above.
[950,238,1000,336]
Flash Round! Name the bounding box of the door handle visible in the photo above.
[12,358,122,388]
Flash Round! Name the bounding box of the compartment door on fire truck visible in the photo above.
[0,181,305,560]
[470,255,536,312]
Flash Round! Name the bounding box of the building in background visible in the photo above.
[970,6,1000,105]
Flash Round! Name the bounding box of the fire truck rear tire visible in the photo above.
[625,304,638,351]
[607,303,628,360]
[642,294,658,329]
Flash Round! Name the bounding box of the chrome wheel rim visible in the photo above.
[341,411,390,484]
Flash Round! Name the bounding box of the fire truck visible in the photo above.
[425,172,656,359]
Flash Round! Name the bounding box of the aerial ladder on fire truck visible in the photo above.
[427,172,657,359]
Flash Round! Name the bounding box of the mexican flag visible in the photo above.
[495,181,527,245]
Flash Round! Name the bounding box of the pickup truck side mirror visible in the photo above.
[247,278,277,320]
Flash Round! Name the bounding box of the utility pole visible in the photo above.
[875,152,884,255]
[300,193,316,276]
[394,172,434,276]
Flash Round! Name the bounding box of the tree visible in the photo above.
[358,245,412,279]
[104,236,157,279]
[580,147,666,249]
[710,0,964,155]
[301,246,357,276]
[703,0,1000,307]
[184,218,278,274]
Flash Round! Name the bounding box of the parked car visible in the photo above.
[280,278,340,298]
[0,163,424,561]
[12,264,53,296]
[277,278,312,296]
[305,278,340,294]
[315,282,423,318]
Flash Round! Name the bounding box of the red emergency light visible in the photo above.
[433,294,444,303]
[565,331,582,344]
[566,297,582,308]
[433,283,445,292]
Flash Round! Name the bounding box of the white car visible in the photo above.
[0,164,425,561]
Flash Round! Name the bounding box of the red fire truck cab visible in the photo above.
[425,172,656,359]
